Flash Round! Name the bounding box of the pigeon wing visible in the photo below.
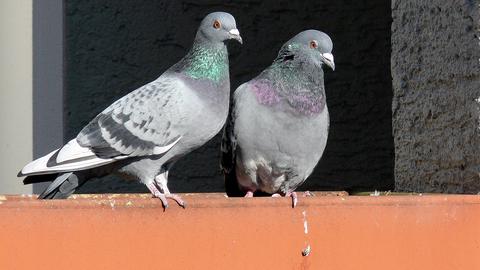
[77,76,185,158]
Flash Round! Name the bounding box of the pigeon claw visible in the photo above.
[287,192,298,208]
[272,191,298,208]
[162,203,169,211]
[157,194,169,210]
[165,194,186,209]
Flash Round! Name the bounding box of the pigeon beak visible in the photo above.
[228,29,243,44]
[321,52,335,71]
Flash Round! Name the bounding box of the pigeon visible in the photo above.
[18,11,242,209]
[221,30,334,207]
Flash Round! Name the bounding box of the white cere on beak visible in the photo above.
[322,53,334,64]
[322,52,335,70]
[228,28,242,44]
[229,29,240,36]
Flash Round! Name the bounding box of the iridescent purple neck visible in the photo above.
[251,79,280,106]
[250,72,326,116]
[286,92,325,115]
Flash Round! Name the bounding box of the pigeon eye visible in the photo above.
[213,20,221,29]
[309,40,318,49]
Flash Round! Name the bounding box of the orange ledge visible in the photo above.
[0,193,479,270]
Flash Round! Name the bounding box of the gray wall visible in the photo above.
[0,0,33,194]
[65,0,394,193]
[392,0,480,193]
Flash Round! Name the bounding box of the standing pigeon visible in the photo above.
[19,12,242,208]
[221,30,334,207]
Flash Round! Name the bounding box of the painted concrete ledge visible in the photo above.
[0,193,479,270]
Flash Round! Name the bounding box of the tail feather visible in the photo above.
[38,173,73,199]
[220,109,243,197]
[37,172,86,199]
[23,174,58,185]
[18,139,122,177]
[224,168,243,197]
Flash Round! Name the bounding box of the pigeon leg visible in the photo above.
[271,192,298,208]
[154,172,186,208]
[146,182,169,209]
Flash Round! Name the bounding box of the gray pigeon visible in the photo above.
[221,30,334,207]
[19,12,242,208]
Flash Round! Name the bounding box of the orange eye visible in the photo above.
[309,40,318,49]
[213,20,221,29]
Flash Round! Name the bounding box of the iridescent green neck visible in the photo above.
[266,56,324,93]
[183,42,229,83]
[255,49,327,115]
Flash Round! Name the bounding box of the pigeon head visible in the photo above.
[280,30,334,71]
[196,12,242,44]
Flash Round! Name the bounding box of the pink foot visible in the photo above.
[146,183,186,210]
[244,190,254,197]
[272,192,298,208]
[165,193,186,208]
[286,191,298,208]
[303,191,314,197]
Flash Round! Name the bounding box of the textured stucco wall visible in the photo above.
[65,0,394,193]
[392,0,480,193]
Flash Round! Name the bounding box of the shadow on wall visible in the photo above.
[65,0,394,193]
